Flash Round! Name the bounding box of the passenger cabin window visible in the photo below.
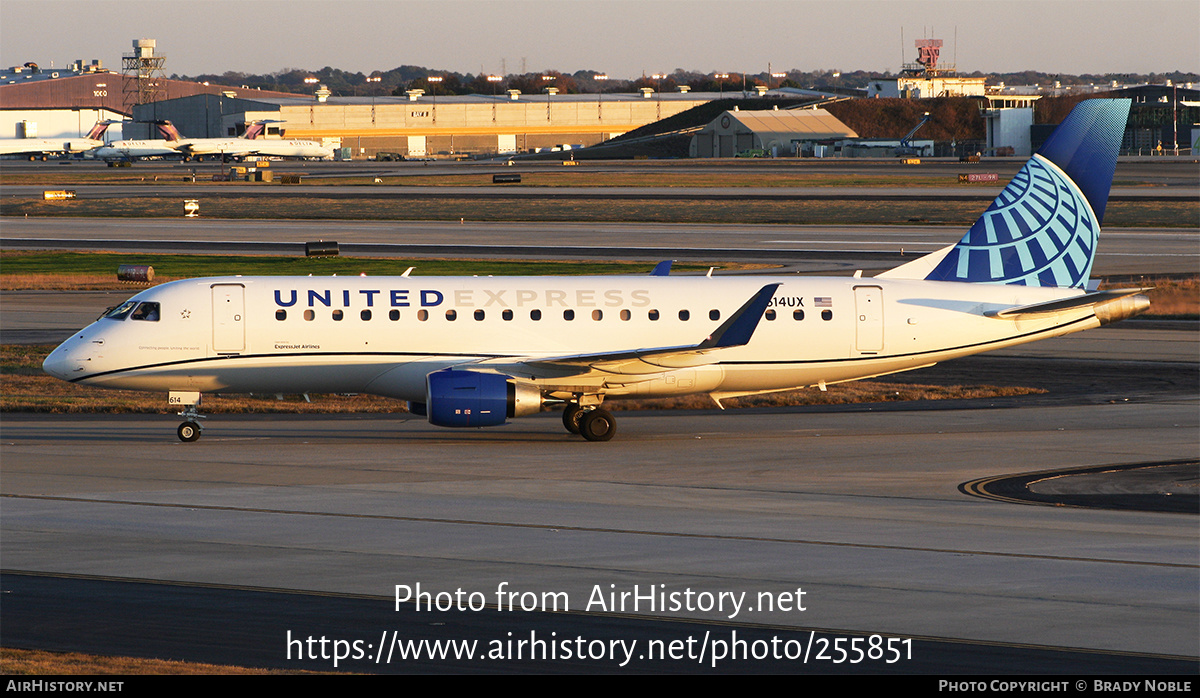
[389,309,400,321]
[678,310,690,321]
[591,309,602,321]
[304,309,315,321]
[418,310,428,321]
[648,309,660,321]
[332,310,344,321]
[563,309,575,321]
[502,309,513,321]
[474,309,485,321]
[709,309,720,321]
[530,309,542,321]
[102,300,138,320]
[445,309,457,321]
[361,309,372,321]
[620,309,631,321]
[822,309,833,321]
[276,309,287,321]
[794,309,804,321]
[765,309,776,321]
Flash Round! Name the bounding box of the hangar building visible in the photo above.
[0,60,297,141]
[130,90,719,158]
[689,108,858,157]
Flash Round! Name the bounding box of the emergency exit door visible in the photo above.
[212,284,245,353]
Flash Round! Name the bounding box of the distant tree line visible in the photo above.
[170,66,1199,98]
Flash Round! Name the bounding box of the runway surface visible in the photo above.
[2,397,1197,672]
[4,218,1197,276]
[5,155,1196,185]
[6,183,1197,201]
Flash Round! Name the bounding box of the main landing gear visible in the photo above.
[562,403,616,442]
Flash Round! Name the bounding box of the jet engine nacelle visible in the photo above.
[425,369,542,428]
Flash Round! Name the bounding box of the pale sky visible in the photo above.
[2,0,1196,79]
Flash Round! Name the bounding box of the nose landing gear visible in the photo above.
[170,391,205,442]
[177,418,203,442]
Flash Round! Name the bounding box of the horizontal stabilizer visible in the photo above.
[986,288,1149,321]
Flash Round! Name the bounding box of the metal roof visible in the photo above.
[713,108,858,139]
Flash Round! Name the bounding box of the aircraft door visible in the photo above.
[212,284,245,353]
[853,285,883,353]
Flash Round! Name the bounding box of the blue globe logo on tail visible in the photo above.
[926,99,1131,289]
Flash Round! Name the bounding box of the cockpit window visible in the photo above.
[130,302,160,321]
[101,300,138,320]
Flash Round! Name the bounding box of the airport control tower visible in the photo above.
[867,36,984,99]
[121,38,166,111]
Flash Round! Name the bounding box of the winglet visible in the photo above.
[698,283,780,349]
[649,260,673,276]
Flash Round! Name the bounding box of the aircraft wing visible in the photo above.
[491,283,780,377]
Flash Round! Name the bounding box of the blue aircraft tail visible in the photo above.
[925,99,1131,288]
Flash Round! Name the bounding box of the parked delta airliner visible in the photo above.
[0,121,112,160]
[44,100,1148,442]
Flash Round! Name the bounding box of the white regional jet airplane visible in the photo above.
[44,100,1149,442]
[240,120,333,160]
[91,121,184,161]
[154,121,257,161]
[0,121,112,160]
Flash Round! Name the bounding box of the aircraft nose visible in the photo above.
[42,336,92,381]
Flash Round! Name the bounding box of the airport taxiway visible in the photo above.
[4,218,1197,276]
[2,397,1197,671]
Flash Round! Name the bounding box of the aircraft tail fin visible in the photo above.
[85,121,111,140]
[242,122,265,140]
[920,99,1130,289]
[155,120,182,142]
